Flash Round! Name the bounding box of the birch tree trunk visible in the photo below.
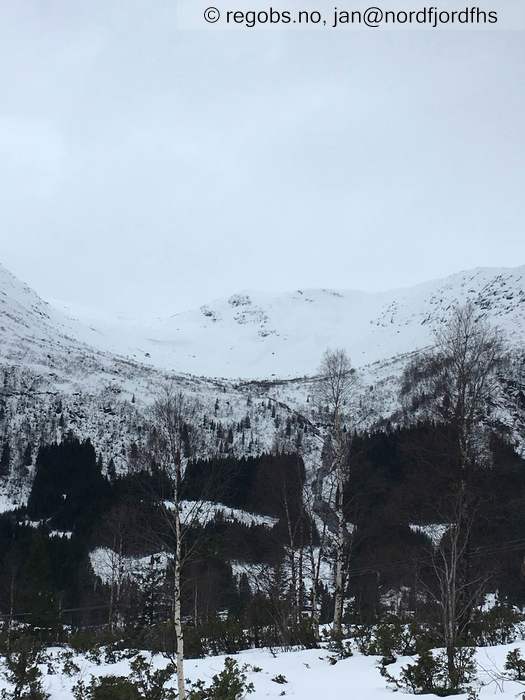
[150,387,202,700]
[316,348,356,641]
[332,460,346,639]
[173,500,185,700]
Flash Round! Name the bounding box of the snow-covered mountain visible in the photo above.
[134,266,524,377]
[5,261,523,379]
[0,261,322,507]
[1,260,524,508]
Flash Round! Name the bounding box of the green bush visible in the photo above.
[0,637,49,700]
[380,646,476,696]
[72,655,177,700]
[271,674,288,684]
[471,605,524,646]
[72,676,140,700]
[58,649,81,677]
[504,647,525,680]
[129,654,177,700]
[355,618,432,661]
[374,618,415,660]
[393,648,443,695]
[68,630,120,655]
[188,657,254,700]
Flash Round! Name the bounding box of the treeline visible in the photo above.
[183,452,305,521]
[1,424,524,639]
[0,435,313,638]
[342,424,525,618]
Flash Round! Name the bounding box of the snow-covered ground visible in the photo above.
[409,523,449,548]
[177,500,279,529]
[5,640,525,699]
[89,548,171,585]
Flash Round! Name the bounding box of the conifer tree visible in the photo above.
[23,442,33,467]
[0,441,11,478]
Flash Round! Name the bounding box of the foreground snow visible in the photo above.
[4,640,525,699]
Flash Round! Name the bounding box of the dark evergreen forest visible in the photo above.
[1,424,525,644]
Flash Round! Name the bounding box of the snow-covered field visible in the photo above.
[5,641,525,699]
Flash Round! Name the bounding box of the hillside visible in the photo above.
[1,260,524,498]
[53,265,525,378]
[3,261,524,380]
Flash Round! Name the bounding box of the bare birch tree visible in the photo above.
[302,481,331,638]
[401,302,506,686]
[316,348,356,640]
[430,499,488,688]
[149,385,201,700]
[94,501,143,633]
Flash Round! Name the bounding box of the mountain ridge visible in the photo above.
[3,261,522,379]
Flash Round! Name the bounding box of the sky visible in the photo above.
[0,1,524,317]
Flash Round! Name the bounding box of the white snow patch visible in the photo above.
[409,523,449,547]
[89,548,170,585]
[6,640,525,699]
[166,500,279,529]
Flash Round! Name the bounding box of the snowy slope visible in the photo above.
[52,266,525,378]
[5,640,525,699]
[2,260,524,379]
[0,261,317,495]
[1,261,524,487]
[0,261,108,365]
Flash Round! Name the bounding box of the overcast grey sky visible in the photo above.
[1,1,524,316]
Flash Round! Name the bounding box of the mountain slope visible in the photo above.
[53,266,525,378]
[3,261,524,379]
[0,261,300,499]
[1,261,524,511]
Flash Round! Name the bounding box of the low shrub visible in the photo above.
[72,654,177,700]
[470,605,524,646]
[0,637,49,700]
[188,657,254,700]
[72,676,140,700]
[504,647,525,681]
[271,674,288,684]
[380,646,476,696]
[355,618,434,661]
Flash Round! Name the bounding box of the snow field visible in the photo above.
[6,640,525,699]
